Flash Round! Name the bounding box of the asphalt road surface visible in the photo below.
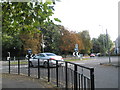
[72,56,119,88]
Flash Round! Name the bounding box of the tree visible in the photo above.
[42,24,61,54]
[2,1,60,56]
[97,34,107,54]
[78,30,92,54]
[58,26,84,55]
[2,1,57,34]
[92,34,113,55]
[92,38,100,53]
[2,33,23,57]
[76,33,84,50]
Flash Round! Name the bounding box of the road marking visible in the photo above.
[75,63,85,65]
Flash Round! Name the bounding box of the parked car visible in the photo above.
[90,53,95,57]
[96,53,101,56]
[29,53,64,67]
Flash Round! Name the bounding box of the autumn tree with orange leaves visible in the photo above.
[58,26,85,54]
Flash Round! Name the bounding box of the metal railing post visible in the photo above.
[74,64,78,90]
[90,68,94,90]
[48,59,50,82]
[38,59,40,79]
[8,58,10,74]
[18,59,20,75]
[78,74,80,90]
[65,62,68,90]
[28,58,30,76]
[56,60,59,87]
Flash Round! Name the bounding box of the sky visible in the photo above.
[52,0,119,41]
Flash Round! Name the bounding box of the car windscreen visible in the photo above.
[33,56,40,59]
[46,53,56,56]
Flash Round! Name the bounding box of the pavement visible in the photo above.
[2,73,58,90]
[99,60,120,67]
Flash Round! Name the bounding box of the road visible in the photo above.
[2,56,119,89]
[72,56,119,88]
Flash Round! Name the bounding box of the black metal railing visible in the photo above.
[7,58,95,90]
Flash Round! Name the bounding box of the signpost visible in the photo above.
[27,49,32,76]
[27,49,32,58]
[73,44,79,57]
[7,52,10,60]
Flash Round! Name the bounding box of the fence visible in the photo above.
[7,58,95,90]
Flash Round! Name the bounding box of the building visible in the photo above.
[114,35,120,55]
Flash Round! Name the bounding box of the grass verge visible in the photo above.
[10,61,28,65]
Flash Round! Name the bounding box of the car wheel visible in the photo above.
[29,61,33,67]
[59,64,62,67]
[44,62,48,68]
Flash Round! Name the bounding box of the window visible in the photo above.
[46,53,56,56]
[34,56,40,59]
[39,54,45,57]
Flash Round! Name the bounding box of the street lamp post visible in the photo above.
[99,25,105,55]
[106,29,111,63]
[41,34,45,53]
[99,25,111,63]
[13,47,16,61]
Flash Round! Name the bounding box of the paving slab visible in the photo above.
[2,73,57,90]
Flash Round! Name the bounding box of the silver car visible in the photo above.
[29,53,64,67]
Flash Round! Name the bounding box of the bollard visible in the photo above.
[18,59,20,75]
[38,59,40,79]
[48,59,50,82]
[8,57,10,74]
[90,68,94,90]
[56,60,58,87]
[74,64,78,90]
[65,62,68,90]
[28,58,30,76]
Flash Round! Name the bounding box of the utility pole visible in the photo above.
[99,25,105,55]
[13,47,16,61]
[41,34,44,53]
[106,29,111,63]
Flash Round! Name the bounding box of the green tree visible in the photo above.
[2,1,57,35]
[2,1,60,56]
[91,34,113,55]
[97,34,107,54]
[42,24,61,54]
[2,33,23,57]
[92,38,100,53]
[78,30,92,54]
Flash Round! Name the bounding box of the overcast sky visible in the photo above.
[52,0,119,41]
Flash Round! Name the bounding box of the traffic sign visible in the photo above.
[27,49,32,54]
